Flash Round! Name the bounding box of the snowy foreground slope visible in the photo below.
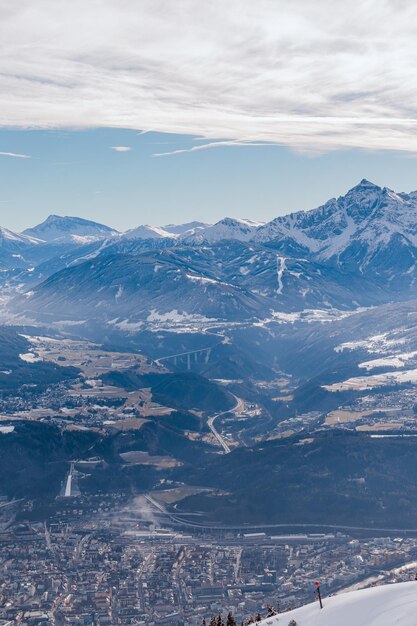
[258,582,417,626]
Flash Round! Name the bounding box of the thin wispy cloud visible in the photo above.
[0,151,30,159]
[153,140,271,157]
[2,1,417,152]
[111,146,132,152]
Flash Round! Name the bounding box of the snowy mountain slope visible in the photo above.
[0,227,40,246]
[163,221,209,235]
[120,224,177,240]
[182,217,264,243]
[0,226,44,271]
[254,179,417,267]
[255,179,382,251]
[247,179,417,293]
[146,242,388,310]
[117,222,210,241]
[23,214,118,243]
[258,582,417,626]
[8,239,392,325]
[18,251,270,322]
[9,233,177,287]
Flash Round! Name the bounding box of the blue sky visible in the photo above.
[1,128,417,232]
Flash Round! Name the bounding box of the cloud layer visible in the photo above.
[2,0,417,152]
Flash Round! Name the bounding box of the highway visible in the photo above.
[207,411,231,453]
[143,493,417,535]
[207,394,244,454]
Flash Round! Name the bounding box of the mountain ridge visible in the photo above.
[7,179,417,324]
[15,179,417,255]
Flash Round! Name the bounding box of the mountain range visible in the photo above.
[4,179,417,325]
[6,180,417,529]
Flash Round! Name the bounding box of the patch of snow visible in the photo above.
[324,366,417,392]
[85,379,101,387]
[0,426,14,434]
[70,234,100,244]
[107,319,144,332]
[263,307,365,326]
[186,274,219,285]
[370,434,417,438]
[269,311,301,323]
[19,352,41,363]
[335,333,406,354]
[359,351,417,370]
[52,320,87,327]
[276,255,286,295]
[147,309,216,323]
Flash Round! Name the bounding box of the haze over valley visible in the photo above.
[3,179,417,529]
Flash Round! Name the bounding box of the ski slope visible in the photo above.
[258,582,417,626]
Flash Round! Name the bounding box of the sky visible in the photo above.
[2,0,417,231]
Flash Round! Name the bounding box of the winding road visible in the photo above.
[207,394,244,454]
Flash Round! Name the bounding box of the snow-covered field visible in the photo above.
[258,307,367,327]
[19,352,41,363]
[335,333,406,355]
[359,351,417,371]
[258,582,417,626]
[323,367,417,392]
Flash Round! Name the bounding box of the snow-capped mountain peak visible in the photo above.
[120,224,177,240]
[0,226,41,245]
[254,179,417,265]
[181,216,265,243]
[342,178,386,220]
[163,221,210,236]
[348,177,381,192]
[22,215,118,244]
